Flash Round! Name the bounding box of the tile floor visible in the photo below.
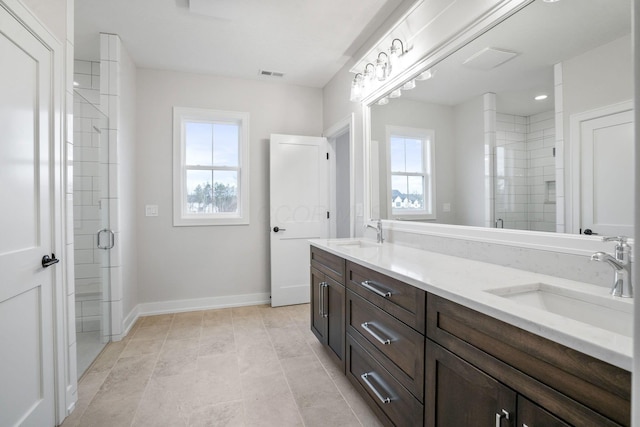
[77,330,109,377]
[61,304,383,427]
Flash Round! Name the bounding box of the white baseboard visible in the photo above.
[117,303,141,341]
[113,292,271,340]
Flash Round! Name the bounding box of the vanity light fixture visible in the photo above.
[349,73,364,102]
[362,63,376,91]
[377,97,389,106]
[376,52,389,81]
[534,94,548,101]
[389,38,405,71]
[402,79,416,90]
[389,88,402,99]
[415,69,434,81]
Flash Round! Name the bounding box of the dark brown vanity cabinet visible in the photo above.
[426,294,631,427]
[309,248,631,427]
[345,261,426,426]
[426,340,571,427]
[310,247,346,370]
[426,340,517,427]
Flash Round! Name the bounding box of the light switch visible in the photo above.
[145,205,158,217]
[442,203,451,212]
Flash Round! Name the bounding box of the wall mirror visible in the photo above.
[366,0,633,236]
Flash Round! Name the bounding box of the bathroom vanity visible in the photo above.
[309,240,632,427]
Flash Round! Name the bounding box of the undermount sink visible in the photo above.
[327,239,381,249]
[485,283,634,337]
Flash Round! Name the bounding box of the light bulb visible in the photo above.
[402,79,416,90]
[415,69,433,81]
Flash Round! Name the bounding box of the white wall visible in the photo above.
[135,69,322,307]
[562,34,633,119]
[20,0,66,43]
[453,96,485,227]
[562,34,633,228]
[370,98,456,224]
[322,0,421,236]
[335,132,351,238]
[633,3,640,425]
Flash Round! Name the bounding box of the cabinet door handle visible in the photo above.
[495,409,510,427]
[361,322,391,345]
[320,282,328,318]
[360,280,392,298]
[360,372,391,404]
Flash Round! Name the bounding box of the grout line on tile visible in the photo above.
[126,316,171,427]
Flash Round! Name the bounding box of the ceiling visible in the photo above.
[400,0,631,116]
[74,0,406,88]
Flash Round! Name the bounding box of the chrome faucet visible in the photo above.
[365,219,384,244]
[591,236,633,298]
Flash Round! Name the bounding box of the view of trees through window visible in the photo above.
[390,135,427,211]
[184,120,240,215]
[187,181,237,213]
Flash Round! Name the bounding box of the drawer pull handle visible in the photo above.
[360,280,392,298]
[495,409,510,427]
[361,322,391,345]
[360,372,391,404]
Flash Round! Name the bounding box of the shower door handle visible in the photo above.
[97,228,115,250]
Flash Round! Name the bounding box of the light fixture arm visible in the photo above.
[364,62,376,76]
[391,38,405,54]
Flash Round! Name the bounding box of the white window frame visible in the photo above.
[386,125,436,220]
[173,107,250,226]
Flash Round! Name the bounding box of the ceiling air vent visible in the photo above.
[462,47,519,70]
[259,70,285,78]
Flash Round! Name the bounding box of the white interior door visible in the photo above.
[0,3,56,426]
[270,134,328,307]
[580,110,634,236]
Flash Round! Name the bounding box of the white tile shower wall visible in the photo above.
[483,93,496,228]
[495,113,528,230]
[73,60,104,332]
[100,33,124,339]
[527,111,556,232]
[494,110,556,232]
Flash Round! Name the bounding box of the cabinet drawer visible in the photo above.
[347,261,426,333]
[311,246,345,284]
[347,290,424,401]
[347,335,423,427]
[427,293,630,426]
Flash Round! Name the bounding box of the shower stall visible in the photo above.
[73,89,113,376]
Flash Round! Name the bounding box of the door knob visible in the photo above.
[273,226,286,232]
[42,253,60,268]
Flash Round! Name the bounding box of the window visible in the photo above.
[386,126,436,219]
[173,107,250,226]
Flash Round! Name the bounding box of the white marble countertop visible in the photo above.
[310,238,633,371]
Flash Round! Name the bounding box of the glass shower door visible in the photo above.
[73,90,112,376]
